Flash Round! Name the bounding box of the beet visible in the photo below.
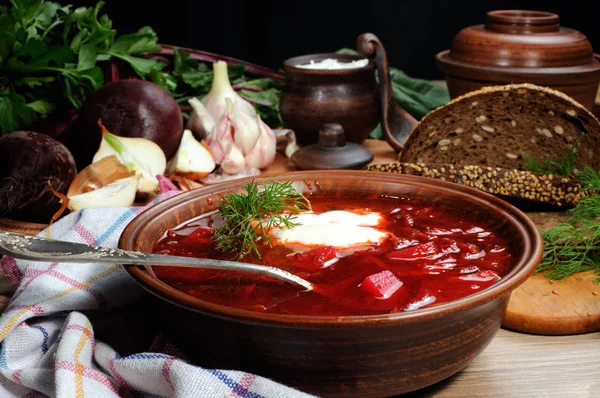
[0,131,77,224]
[66,80,183,170]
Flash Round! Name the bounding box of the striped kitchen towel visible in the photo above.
[0,192,316,398]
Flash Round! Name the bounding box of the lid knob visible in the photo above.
[290,123,374,170]
[318,123,346,148]
[485,10,560,34]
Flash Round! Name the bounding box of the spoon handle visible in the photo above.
[0,230,313,291]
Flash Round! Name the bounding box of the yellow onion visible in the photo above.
[49,155,138,223]
[92,123,166,195]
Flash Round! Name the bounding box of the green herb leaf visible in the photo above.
[213,179,312,260]
[239,88,283,127]
[109,26,161,55]
[179,70,213,91]
[173,48,206,74]
[15,75,55,87]
[26,98,54,114]
[109,52,164,77]
[535,165,600,282]
[390,69,450,118]
[0,92,37,133]
[524,141,578,176]
[76,43,95,70]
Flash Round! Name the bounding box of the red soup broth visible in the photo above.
[151,194,514,316]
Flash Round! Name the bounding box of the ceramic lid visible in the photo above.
[290,123,374,170]
[436,10,600,83]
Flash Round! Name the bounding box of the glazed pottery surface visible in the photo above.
[119,171,543,397]
[279,53,380,146]
[436,10,600,109]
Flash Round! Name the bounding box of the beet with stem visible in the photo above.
[65,80,183,170]
[0,131,77,224]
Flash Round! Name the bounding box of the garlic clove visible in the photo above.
[221,142,246,175]
[167,129,216,180]
[92,123,166,195]
[231,103,260,155]
[203,124,226,165]
[244,115,277,169]
[187,98,216,141]
[274,128,300,158]
[204,99,237,165]
[201,61,257,120]
[68,175,141,211]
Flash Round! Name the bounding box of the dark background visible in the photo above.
[59,1,600,79]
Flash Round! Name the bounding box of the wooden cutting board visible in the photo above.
[502,211,600,335]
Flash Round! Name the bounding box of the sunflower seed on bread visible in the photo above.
[398,83,600,171]
[367,162,589,208]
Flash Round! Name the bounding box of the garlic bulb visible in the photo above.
[93,128,166,195]
[187,98,216,140]
[201,61,257,120]
[167,129,216,180]
[245,115,277,169]
[221,143,246,175]
[68,175,141,211]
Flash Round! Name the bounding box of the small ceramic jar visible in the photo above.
[435,10,600,110]
[279,53,380,146]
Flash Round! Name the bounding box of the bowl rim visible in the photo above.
[119,170,543,328]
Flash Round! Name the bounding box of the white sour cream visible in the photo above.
[295,58,369,70]
[268,210,390,249]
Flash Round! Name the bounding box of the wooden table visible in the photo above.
[1,141,599,397]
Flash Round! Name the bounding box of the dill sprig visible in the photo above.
[535,165,600,281]
[523,141,578,176]
[212,179,311,260]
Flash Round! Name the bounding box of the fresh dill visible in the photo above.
[523,141,579,176]
[212,179,311,260]
[535,165,600,281]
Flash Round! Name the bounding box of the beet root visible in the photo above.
[65,80,183,170]
[0,131,77,224]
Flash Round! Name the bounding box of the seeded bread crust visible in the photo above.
[398,83,600,171]
[368,162,590,208]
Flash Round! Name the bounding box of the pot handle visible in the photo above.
[357,33,417,153]
[595,54,600,104]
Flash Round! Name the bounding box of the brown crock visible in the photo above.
[118,171,543,397]
[435,10,600,110]
[279,54,380,146]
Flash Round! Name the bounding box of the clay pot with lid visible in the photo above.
[435,10,600,110]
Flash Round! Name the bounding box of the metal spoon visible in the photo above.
[0,230,314,291]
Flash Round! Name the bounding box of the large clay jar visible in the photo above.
[435,10,600,110]
[279,53,380,146]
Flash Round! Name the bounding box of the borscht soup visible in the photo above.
[151,190,515,317]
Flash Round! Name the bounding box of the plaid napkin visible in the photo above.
[0,192,316,398]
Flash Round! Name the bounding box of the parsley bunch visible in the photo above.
[0,0,165,135]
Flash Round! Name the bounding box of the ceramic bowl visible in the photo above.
[435,10,600,110]
[119,171,543,397]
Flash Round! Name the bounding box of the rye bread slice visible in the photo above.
[367,162,590,208]
[398,83,600,171]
